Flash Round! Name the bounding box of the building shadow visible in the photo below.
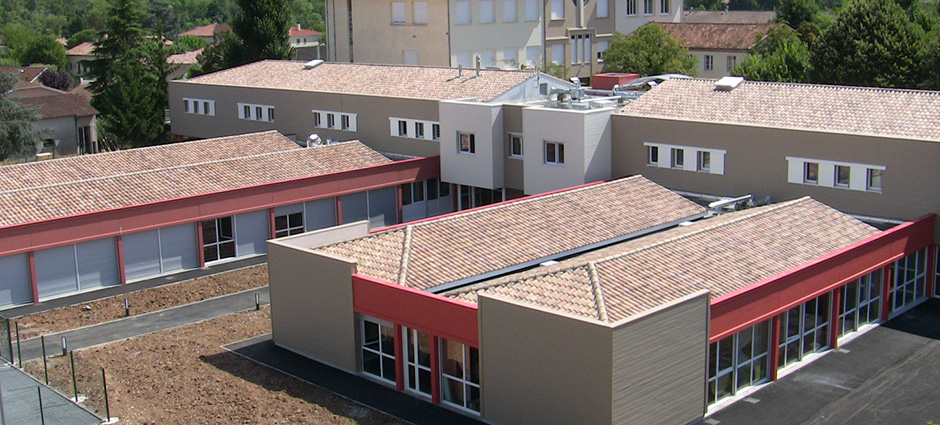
[882,298,940,340]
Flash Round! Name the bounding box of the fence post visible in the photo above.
[37,387,45,425]
[102,367,110,421]
[69,351,78,402]
[14,323,20,367]
[41,336,48,385]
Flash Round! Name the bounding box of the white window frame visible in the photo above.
[707,320,771,405]
[390,117,440,141]
[786,157,885,192]
[458,131,476,154]
[391,1,407,24]
[503,0,517,21]
[413,1,429,24]
[838,270,883,337]
[183,98,215,116]
[727,55,737,72]
[360,316,397,384]
[403,327,433,398]
[866,168,883,192]
[274,210,304,238]
[704,55,714,71]
[597,40,609,61]
[237,102,275,122]
[644,0,654,15]
[834,164,851,187]
[551,0,564,19]
[544,141,565,165]
[508,133,523,158]
[645,142,726,174]
[626,0,637,16]
[313,109,358,131]
[697,150,711,172]
[778,293,831,368]
[660,0,669,14]
[202,216,236,263]
[891,249,927,315]
[439,339,481,413]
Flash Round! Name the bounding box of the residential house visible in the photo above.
[178,23,232,44]
[167,48,203,80]
[656,22,779,78]
[324,0,682,78]
[66,42,96,76]
[289,25,322,48]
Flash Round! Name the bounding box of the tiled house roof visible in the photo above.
[620,78,940,142]
[66,42,96,56]
[184,60,540,102]
[0,132,391,227]
[0,66,46,88]
[179,23,232,37]
[316,176,707,291]
[448,198,879,322]
[290,26,321,36]
[657,23,780,50]
[17,93,98,119]
[168,48,203,64]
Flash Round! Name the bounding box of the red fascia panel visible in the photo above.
[709,214,935,342]
[0,156,441,257]
[352,274,479,347]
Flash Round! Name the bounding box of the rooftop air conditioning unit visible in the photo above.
[303,59,324,69]
[715,76,745,91]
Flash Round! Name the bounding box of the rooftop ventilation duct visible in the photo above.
[715,76,745,91]
[303,59,323,69]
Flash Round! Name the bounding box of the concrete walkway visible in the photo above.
[0,362,101,425]
[709,299,940,425]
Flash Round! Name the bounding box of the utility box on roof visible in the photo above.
[592,73,640,90]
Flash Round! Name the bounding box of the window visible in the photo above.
[341,114,351,130]
[503,48,518,67]
[545,141,565,164]
[661,0,669,14]
[183,98,215,116]
[597,40,609,61]
[551,44,564,64]
[503,0,517,21]
[644,0,654,14]
[835,164,850,187]
[415,122,425,139]
[708,321,770,405]
[274,212,304,238]
[313,110,357,131]
[238,102,274,122]
[647,145,658,165]
[525,45,540,67]
[440,339,480,412]
[413,1,429,24]
[458,132,476,154]
[398,120,409,137]
[402,180,427,206]
[839,270,882,337]
[243,104,250,118]
[867,168,883,192]
[525,0,539,20]
[803,162,819,184]
[480,0,495,22]
[314,112,322,127]
[509,133,523,157]
[391,2,406,24]
[626,0,637,15]
[432,124,441,140]
[727,55,738,72]
[404,328,432,396]
[778,293,830,367]
[570,34,591,64]
[891,249,927,314]
[598,0,609,17]
[704,55,714,71]
[551,0,564,19]
[671,148,684,168]
[327,113,336,128]
[202,216,235,263]
[361,318,396,383]
[255,106,263,121]
[697,151,711,172]
[455,0,471,23]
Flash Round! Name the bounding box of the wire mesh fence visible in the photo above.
[19,347,110,421]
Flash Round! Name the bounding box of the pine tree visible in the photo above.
[88,0,171,149]
[228,0,294,67]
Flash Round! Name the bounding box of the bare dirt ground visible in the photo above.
[14,265,269,340]
[25,307,403,425]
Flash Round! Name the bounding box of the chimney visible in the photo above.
[458,64,463,77]
[475,55,481,77]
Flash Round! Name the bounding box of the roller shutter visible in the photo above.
[76,238,120,290]
[0,254,32,307]
[235,210,270,256]
[304,198,336,231]
[123,230,161,282]
[35,245,78,299]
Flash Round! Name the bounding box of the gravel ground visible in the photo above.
[14,265,269,340]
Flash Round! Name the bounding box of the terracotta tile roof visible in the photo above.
[0,66,47,88]
[66,41,96,56]
[657,23,779,50]
[0,132,391,227]
[290,26,321,37]
[179,23,232,37]
[168,48,203,64]
[448,197,879,322]
[16,93,98,119]
[316,176,707,291]
[184,60,538,102]
[620,78,940,142]
[682,10,777,24]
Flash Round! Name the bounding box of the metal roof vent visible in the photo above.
[303,59,324,69]
[715,76,745,91]
[539,260,559,267]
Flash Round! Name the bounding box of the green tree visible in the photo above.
[919,30,940,89]
[0,23,34,64]
[603,25,698,76]
[170,34,208,54]
[20,35,67,69]
[88,0,171,148]
[810,0,924,88]
[0,71,40,160]
[687,0,727,10]
[228,0,294,66]
[733,26,810,82]
[67,29,99,49]
[777,0,820,28]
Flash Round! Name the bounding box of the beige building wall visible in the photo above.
[501,104,526,191]
[691,49,745,79]
[449,0,542,69]
[32,115,97,156]
[268,241,360,373]
[326,0,450,65]
[611,115,940,226]
[610,292,710,425]
[522,105,613,194]
[612,0,683,35]
[440,100,505,189]
[478,295,614,425]
[169,82,442,158]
